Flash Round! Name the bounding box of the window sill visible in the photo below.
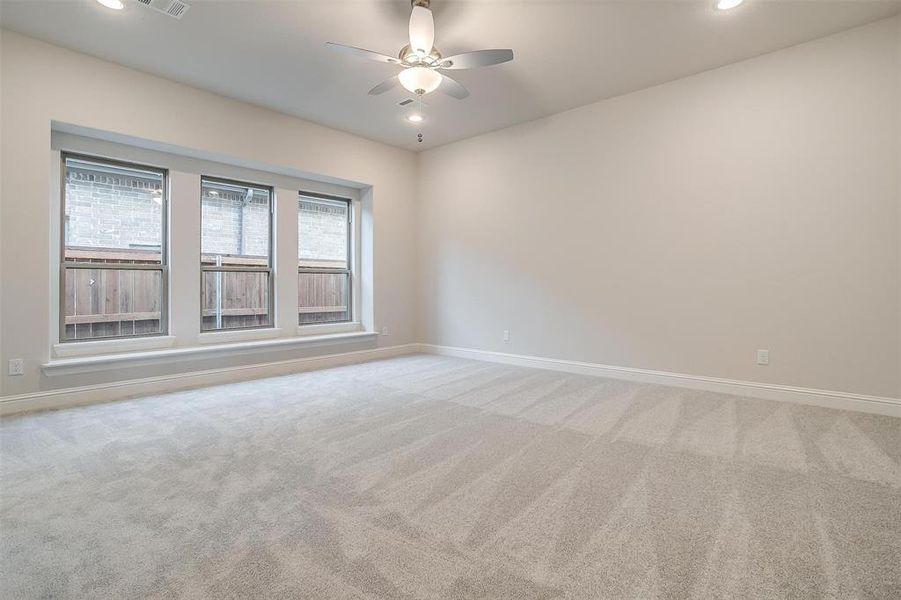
[297,322,362,336]
[197,327,283,345]
[42,331,378,377]
[53,335,176,358]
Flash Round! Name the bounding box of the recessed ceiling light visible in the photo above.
[715,0,745,10]
[406,114,424,123]
[96,0,125,10]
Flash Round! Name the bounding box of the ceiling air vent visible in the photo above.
[135,0,190,19]
[397,98,427,108]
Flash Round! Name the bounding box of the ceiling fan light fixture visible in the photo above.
[715,0,744,10]
[398,66,442,95]
[408,5,435,57]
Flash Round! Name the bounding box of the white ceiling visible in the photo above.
[2,0,899,151]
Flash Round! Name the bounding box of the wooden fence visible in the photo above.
[298,272,349,324]
[63,249,348,339]
[201,265,270,330]
[63,248,162,340]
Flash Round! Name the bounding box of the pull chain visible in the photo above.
[417,96,424,143]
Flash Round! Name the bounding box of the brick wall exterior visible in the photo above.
[298,199,347,264]
[66,169,348,265]
[65,168,163,252]
[201,190,269,258]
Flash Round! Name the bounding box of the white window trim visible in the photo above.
[53,335,176,358]
[200,177,275,333]
[297,321,363,336]
[49,130,376,363]
[42,331,378,377]
[297,192,359,328]
[197,327,283,345]
[58,152,170,344]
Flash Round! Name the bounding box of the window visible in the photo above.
[298,194,351,325]
[61,155,167,341]
[201,178,273,331]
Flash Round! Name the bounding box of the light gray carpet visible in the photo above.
[2,354,899,599]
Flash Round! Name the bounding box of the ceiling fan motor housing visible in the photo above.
[399,44,442,65]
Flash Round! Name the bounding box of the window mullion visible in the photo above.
[200,266,271,273]
[64,262,164,271]
[297,268,350,275]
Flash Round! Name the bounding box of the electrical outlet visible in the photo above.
[503,329,510,342]
[381,326,389,336]
[8,359,24,376]
[756,349,769,366]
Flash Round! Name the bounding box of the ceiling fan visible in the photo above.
[325,0,514,100]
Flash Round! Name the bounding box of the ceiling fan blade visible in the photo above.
[368,76,399,96]
[325,42,401,65]
[436,49,514,70]
[408,5,434,57]
[438,74,469,100]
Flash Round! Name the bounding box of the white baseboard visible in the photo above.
[5,342,898,418]
[0,343,418,417]
[417,344,901,418]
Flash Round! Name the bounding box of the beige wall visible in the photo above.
[417,17,901,398]
[897,16,901,397]
[0,30,418,396]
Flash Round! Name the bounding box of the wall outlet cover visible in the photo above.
[8,359,24,376]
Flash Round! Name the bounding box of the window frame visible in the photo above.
[297,191,353,326]
[59,152,169,343]
[199,175,276,332]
